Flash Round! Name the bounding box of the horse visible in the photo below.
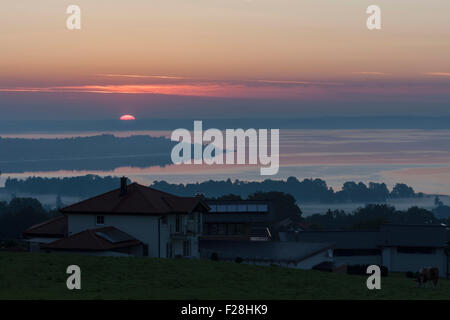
[416,267,439,288]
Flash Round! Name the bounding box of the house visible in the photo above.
[41,226,144,257]
[23,177,210,258]
[22,216,68,252]
[379,224,448,274]
[200,239,333,269]
[297,224,449,275]
[202,200,275,241]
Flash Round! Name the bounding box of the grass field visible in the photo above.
[0,252,449,300]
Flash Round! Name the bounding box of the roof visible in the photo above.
[25,237,62,244]
[60,182,209,215]
[204,200,276,223]
[207,200,272,205]
[22,216,67,239]
[298,230,380,249]
[199,240,333,262]
[298,224,449,249]
[379,224,448,248]
[41,226,142,251]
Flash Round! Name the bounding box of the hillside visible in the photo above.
[0,252,449,300]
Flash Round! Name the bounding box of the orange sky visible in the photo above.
[0,0,449,118]
[1,0,450,82]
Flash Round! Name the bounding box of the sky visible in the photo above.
[0,0,449,120]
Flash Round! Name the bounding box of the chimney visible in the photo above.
[120,176,128,196]
[195,191,205,199]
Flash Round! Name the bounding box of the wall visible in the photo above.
[67,211,202,259]
[230,250,330,270]
[333,255,381,266]
[46,250,134,257]
[385,247,447,275]
[297,250,331,269]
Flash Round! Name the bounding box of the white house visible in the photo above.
[297,224,449,276]
[379,224,448,274]
[30,177,209,258]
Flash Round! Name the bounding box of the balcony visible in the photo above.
[186,220,197,233]
[170,221,197,240]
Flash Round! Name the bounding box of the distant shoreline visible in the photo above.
[2,116,450,133]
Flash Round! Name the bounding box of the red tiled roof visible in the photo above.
[41,226,142,251]
[23,216,67,238]
[60,182,209,215]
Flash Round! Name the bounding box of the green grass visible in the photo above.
[0,252,449,299]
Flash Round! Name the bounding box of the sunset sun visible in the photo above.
[120,114,135,121]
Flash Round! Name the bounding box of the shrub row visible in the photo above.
[347,264,388,276]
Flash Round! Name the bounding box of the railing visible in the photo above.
[186,220,196,233]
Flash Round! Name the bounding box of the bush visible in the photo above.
[235,257,243,264]
[406,271,419,279]
[210,252,219,261]
[347,264,388,277]
[4,240,18,248]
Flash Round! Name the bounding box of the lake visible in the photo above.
[1,129,450,196]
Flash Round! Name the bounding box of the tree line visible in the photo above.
[1,194,447,240]
[152,177,422,203]
[4,175,423,203]
[0,198,58,239]
[303,204,448,231]
[5,175,128,198]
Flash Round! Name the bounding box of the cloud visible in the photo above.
[96,74,186,80]
[255,80,315,85]
[1,75,449,102]
[0,83,314,98]
[352,72,386,76]
[425,72,450,77]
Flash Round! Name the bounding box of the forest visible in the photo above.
[4,175,423,203]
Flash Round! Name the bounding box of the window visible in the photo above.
[236,224,245,235]
[175,215,181,232]
[397,247,435,254]
[237,205,247,212]
[218,223,227,235]
[207,224,218,235]
[257,204,268,212]
[161,216,167,224]
[209,205,217,212]
[96,216,105,225]
[217,205,227,212]
[183,240,191,256]
[247,204,257,212]
[189,211,194,220]
[228,224,237,235]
